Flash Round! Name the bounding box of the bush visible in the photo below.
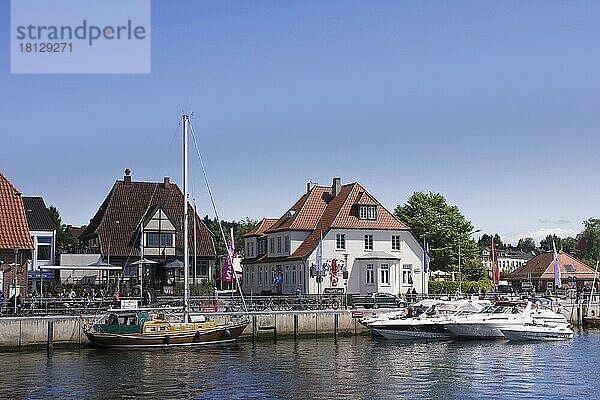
[428,279,492,295]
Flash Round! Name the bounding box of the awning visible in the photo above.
[39,265,122,271]
[355,251,401,260]
[165,260,184,269]
[128,258,159,266]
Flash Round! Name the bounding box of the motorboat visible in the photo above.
[446,301,569,339]
[367,299,488,340]
[500,321,574,341]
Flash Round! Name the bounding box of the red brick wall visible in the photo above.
[0,249,30,301]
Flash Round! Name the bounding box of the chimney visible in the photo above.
[332,177,341,197]
[124,168,132,184]
[163,177,171,189]
[307,181,317,193]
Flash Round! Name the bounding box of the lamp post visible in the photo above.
[458,229,481,295]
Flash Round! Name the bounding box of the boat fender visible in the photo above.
[165,335,171,345]
[223,329,231,337]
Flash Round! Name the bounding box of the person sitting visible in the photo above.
[426,304,438,317]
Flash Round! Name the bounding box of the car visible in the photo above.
[521,281,534,293]
[351,292,404,309]
[497,284,514,294]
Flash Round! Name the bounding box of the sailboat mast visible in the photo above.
[183,114,190,321]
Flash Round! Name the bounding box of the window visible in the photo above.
[292,265,297,284]
[380,264,390,285]
[285,236,290,253]
[565,265,575,272]
[160,234,172,247]
[277,237,282,253]
[246,242,250,256]
[392,235,401,251]
[251,267,255,285]
[147,233,172,247]
[359,205,377,220]
[285,266,289,284]
[336,234,346,250]
[299,266,303,285]
[259,267,263,285]
[36,236,52,261]
[147,233,160,247]
[196,259,209,276]
[270,237,275,253]
[364,234,373,251]
[366,264,374,285]
[403,264,413,285]
[250,242,255,257]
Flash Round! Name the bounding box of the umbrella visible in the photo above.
[88,259,118,268]
[165,260,184,269]
[128,258,159,266]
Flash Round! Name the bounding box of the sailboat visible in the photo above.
[83,114,249,348]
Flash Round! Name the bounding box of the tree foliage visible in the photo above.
[478,233,505,249]
[394,192,478,273]
[576,218,600,265]
[48,205,77,250]
[461,258,488,281]
[203,216,258,257]
[539,234,562,251]
[516,237,536,252]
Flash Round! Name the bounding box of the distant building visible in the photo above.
[242,178,428,296]
[66,225,86,241]
[506,251,596,292]
[79,171,216,294]
[480,248,535,276]
[0,173,34,299]
[22,196,56,293]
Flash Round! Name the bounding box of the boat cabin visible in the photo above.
[94,311,152,334]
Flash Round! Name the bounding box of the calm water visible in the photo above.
[2,331,599,400]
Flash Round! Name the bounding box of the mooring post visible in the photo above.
[354,318,357,337]
[18,320,22,352]
[315,313,318,340]
[47,321,54,357]
[252,315,257,342]
[293,314,298,341]
[334,313,338,339]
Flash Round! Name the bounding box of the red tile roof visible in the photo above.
[0,173,34,250]
[243,218,278,238]
[80,179,215,258]
[247,181,408,263]
[506,251,596,281]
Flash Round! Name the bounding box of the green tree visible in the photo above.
[203,216,258,257]
[461,258,488,281]
[561,236,578,254]
[577,218,600,264]
[478,233,505,249]
[540,234,561,251]
[394,192,478,273]
[517,237,536,252]
[48,205,76,250]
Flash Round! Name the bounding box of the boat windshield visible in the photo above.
[480,305,522,314]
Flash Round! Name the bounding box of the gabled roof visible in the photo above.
[243,218,278,238]
[506,251,596,281]
[22,197,55,232]
[66,225,86,239]
[0,172,34,250]
[247,180,408,263]
[80,178,215,258]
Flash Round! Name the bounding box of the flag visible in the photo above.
[139,230,144,257]
[423,237,430,274]
[491,237,499,285]
[553,240,562,288]
[221,228,235,283]
[315,232,323,275]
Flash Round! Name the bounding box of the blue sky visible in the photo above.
[1,0,599,245]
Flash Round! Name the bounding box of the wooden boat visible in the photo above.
[83,310,248,348]
[83,114,250,348]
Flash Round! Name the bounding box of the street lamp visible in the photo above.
[458,229,481,295]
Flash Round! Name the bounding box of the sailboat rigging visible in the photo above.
[82,114,249,347]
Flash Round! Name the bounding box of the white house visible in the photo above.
[22,197,56,294]
[242,178,428,296]
[480,248,535,276]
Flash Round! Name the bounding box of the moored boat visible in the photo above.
[84,310,248,348]
[500,322,574,341]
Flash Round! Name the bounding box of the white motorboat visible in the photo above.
[500,322,574,341]
[368,300,488,340]
[446,301,569,339]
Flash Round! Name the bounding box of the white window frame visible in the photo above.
[366,264,374,285]
[364,234,373,251]
[391,235,401,251]
[359,205,377,220]
[380,263,390,286]
[336,234,346,250]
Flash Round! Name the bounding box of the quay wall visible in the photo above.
[0,310,372,349]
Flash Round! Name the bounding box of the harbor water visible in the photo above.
[2,331,599,400]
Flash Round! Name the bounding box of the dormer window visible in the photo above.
[358,205,377,220]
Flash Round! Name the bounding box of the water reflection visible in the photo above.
[0,333,598,400]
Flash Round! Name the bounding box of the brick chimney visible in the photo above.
[124,168,132,184]
[332,177,341,197]
[163,177,171,189]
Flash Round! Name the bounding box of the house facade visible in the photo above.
[242,178,428,296]
[480,248,535,276]
[0,173,34,300]
[506,251,595,292]
[22,197,56,293]
[78,171,216,294]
